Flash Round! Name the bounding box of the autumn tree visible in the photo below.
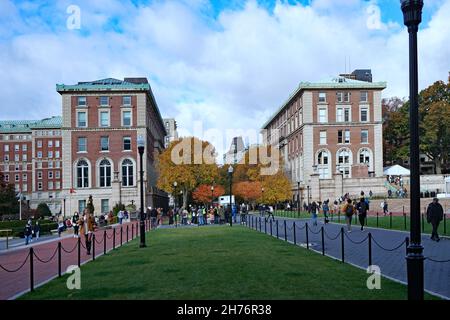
[233,181,262,205]
[192,184,225,206]
[156,137,219,208]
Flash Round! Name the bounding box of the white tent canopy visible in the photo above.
[383,165,410,176]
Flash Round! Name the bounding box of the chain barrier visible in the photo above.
[324,229,341,241]
[0,253,30,273]
[372,236,407,252]
[343,232,370,245]
[307,226,322,235]
[33,247,59,264]
[94,236,104,244]
[61,242,78,254]
[295,223,307,231]
[426,257,450,263]
[106,231,114,240]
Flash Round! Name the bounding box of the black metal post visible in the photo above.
[390,212,393,229]
[293,222,296,245]
[113,229,116,250]
[306,223,309,250]
[321,226,325,256]
[120,226,123,246]
[265,218,267,234]
[58,242,61,277]
[341,227,345,263]
[377,212,379,228]
[104,230,107,255]
[284,220,287,241]
[127,225,129,242]
[444,214,447,234]
[368,233,372,267]
[297,182,300,218]
[402,0,425,300]
[138,144,146,248]
[404,212,407,230]
[276,220,279,239]
[29,247,34,291]
[92,234,96,261]
[421,214,424,232]
[259,217,262,232]
[270,219,272,236]
[77,237,81,267]
[406,236,410,255]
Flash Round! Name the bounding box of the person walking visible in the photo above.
[198,207,204,226]
[57,215,65,237]
[72,212,80,238]
[427,198,444,242]
[356,197,368,231]
[322,200,330,224]
[118,209,124,225]
[310,201,318,226]
[33,221,40,240]
[343,199,355,233]
[267,205,275,221]
[79,209,95,255]
[383,200,389,216]
[150,207,158,229]
[24,221,33,245]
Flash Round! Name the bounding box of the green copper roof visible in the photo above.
[0,116,62,133]
[262,76,387,129]
[57,78,151,92]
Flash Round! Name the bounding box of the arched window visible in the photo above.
[359,148,371,165]
[122,159,134,187]
[317,150,330,179]
[77,160,89,188]
[337,149,352,178]
[99,159,111,187]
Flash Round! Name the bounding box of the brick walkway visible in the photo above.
[246,214,450,299]
[0,220,148,300]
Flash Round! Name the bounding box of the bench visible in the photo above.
[51,229,59,235]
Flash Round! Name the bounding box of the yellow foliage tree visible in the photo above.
[156,137,219,208]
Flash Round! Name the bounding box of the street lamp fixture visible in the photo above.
[211,185,215,208]
[400,0,424,300]
[137,135,146,248]
[228,166,234,227]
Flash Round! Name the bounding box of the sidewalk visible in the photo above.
[0,220,143,300]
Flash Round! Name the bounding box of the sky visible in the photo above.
[0,0,449,158]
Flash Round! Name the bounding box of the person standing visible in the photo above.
[118,209,124,225]
[267,205,275,221]
[356,197,368,231]
[426,198,444,242]
[72,212,80,238]
[322,200,330,224]
[79,209,95,255]
[24,221,33,245]
[343,199,354,233]
[34,221,40,240]
[57,215,65,237]
[383,200,389,216]
[198,207,204,226]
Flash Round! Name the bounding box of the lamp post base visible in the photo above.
[406,243,425,300]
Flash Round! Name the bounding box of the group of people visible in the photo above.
[170,204,243,226]
[23,219,40,245]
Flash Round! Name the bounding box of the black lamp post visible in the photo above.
[137,135,146,248]
[400,0,424,300]
[228,166,234,227]
[307,185,310,207]
[297,181,300,216]
[211,185,214,209]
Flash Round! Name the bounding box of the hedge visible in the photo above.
[0,220,58,238]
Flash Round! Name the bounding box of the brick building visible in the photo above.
[0,117,63,213]
[163,118,179,148]
[262,75,387,202]
[56,78,168,215]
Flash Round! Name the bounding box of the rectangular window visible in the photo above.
[318,107,328,123]
[344,130,351,144]
[48,181,53,190]
[336,108,343,122]
[344,108,351,122]
[48,171,53,179]
[55,161,60,169]
[78,96,87,107]
[77,111,87,128]
[122,111,132,127]
[55,181,61,189]
[100,111,110,127]
[15,174,19,182]
[360,107,369,122]
[22,184,27,192]
[101,199,109,214]
[38,171,42,179]
[23,173,27,181]
[15,164,20,171]
[361,130,369,143]
[360,91,368,102]
[78,137,87,152]
[4,174,9,182]
[55,151,60,159]
[319,131,327,145]
[14,154,19,162]
[37,151,42,159]
[338,130,343,144]
[22,144,27,151]
[4,155,9,162]
[55,140,60,148]
[48,151,53,158]
[100,96,109,106]
[48,161,53,169]
[38,182,43,190]
[55,171,60,179]
[48,140,53,148]
[4,144,9,152]
[100,136,109,151]
[37,140,42,148]
[15,144,19,152]
[78,200,86,214]
[318,92,327,103]
[22,154,27,162]
[336,92,350,103]
[123,137,132,151]
[123,96,131,106]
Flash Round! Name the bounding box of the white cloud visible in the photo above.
[0,0,449,159]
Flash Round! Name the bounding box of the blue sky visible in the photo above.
[0,0,449,155]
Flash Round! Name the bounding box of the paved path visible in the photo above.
[246,214,450,299]
[0,221,148,300]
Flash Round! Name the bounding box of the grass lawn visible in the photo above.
[20,226,437,300]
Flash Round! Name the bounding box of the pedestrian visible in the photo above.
[369,190,373,198]
[168,208,174,225]
[118,209,124,225]
[267,205,275,221]
[322,200,330,224]
[426,198,444,242]
[198,207,204,226]
[72,212,80,238]
[310,201,318,226]
[343,198,354,233]
[383,200,389,216]
[34,221,40,240]
[57,215,65,237]
[24,221,33,245]
[356,197,368,231]
[79,209,95,255]
[150,207,158,228]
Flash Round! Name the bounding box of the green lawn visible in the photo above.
[21,226,437,300]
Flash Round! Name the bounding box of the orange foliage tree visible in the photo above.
[192,184,225,205]
[233,181,262,205]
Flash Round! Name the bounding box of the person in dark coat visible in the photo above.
[356,197,368,231]
[427,198,444,242]
[24,222,33,245]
